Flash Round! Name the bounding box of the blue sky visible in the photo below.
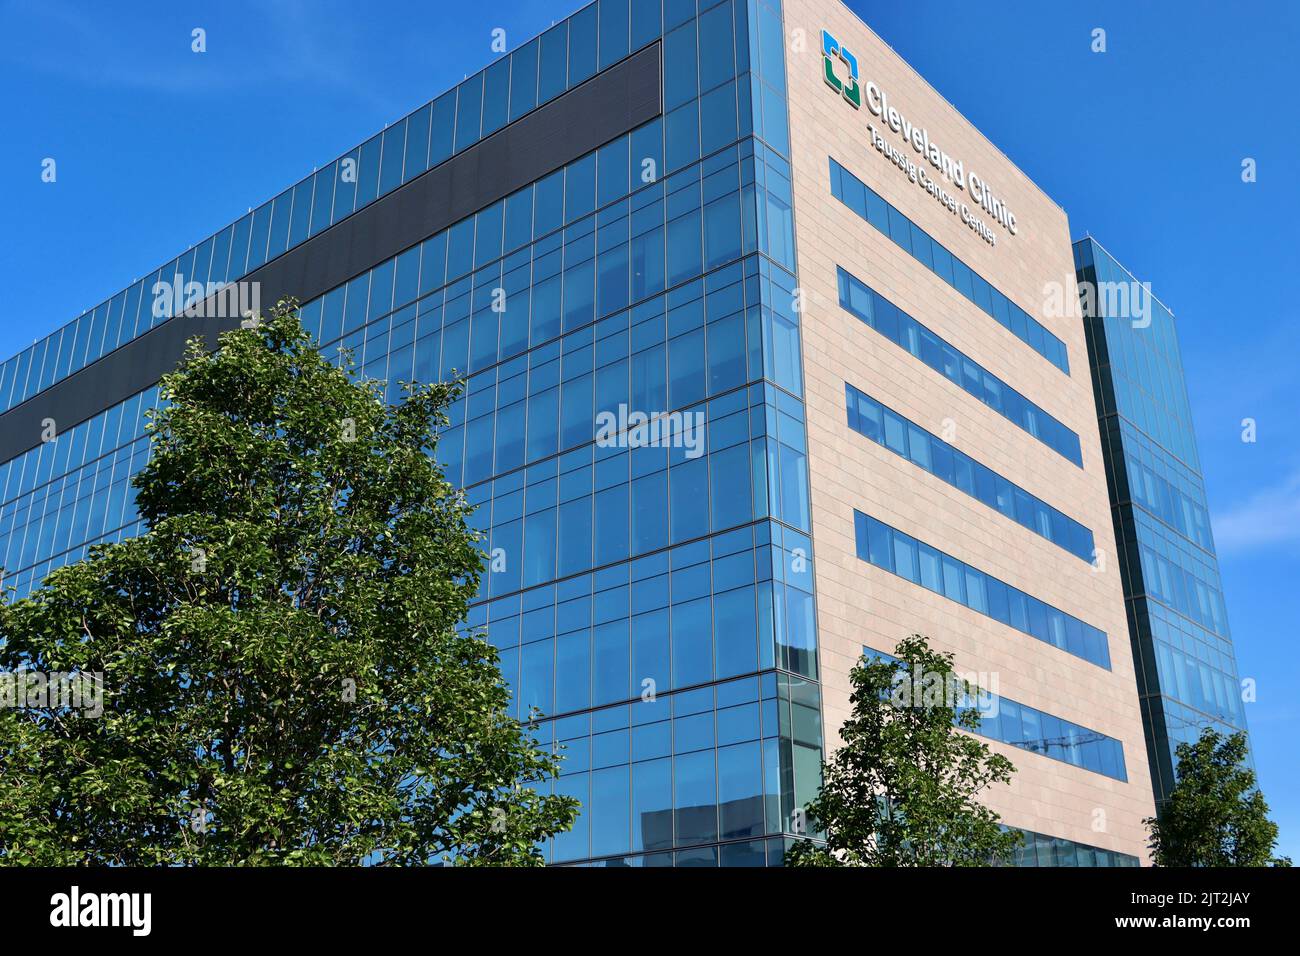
[2,0,1296,858]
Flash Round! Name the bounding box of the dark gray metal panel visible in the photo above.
[0,42,662,465]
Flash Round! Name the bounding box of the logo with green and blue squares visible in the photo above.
[822,29,861,109]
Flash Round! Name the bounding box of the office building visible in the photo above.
[3,0,1244,866]
[1075,236,1251,808]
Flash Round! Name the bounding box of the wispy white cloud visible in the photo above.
[1213,468,1300,553]
[1,0,222,94]
[0,0,396,111]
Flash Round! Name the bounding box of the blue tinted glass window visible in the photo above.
[830,159,1069,374]
[892,533,917,583]
[756,0,785,94]
[566,154,597,222]
[266,191,292,261]
[854,511,1110,669]
[632,0,663,47]
[331,156,357,224]
[342,273,370,335]
[287,179,312,248]
[902,220,929,264]
[568,4,598,86]
[866,651,1122,782]
[356,134,382,208]
[882,409,907,455]
[429,91,456,166]
[475,202,504,266]
[403,104,431,182]
[368,260,394,318]
[951,257,973,300]
[393,247,420,308]
[599,0,631,70]
[420,233,448,294]
[838,267,1082,467]
[866,518,892,572]
[504,186,534,252]
[447,220,475,280]
[665,101,700,173]
[538,22,568,103]
[246,203,271,270]
[664,22,698,110]
[699,1,736,91]
[845,384,1092,562]
[455,74,484,152]
[535,169,565,236]
[664,0,695,30]
[598,136,630,207]
[309,165,335,237]
[510,39,540,121]
[941,556,965,603]
[864,186,889,231]
[379,120,406,195]
[887,205,912,252]
[699,81,739,157]
[482,57,510,137]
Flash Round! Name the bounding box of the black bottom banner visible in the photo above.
[0,865,1290,943]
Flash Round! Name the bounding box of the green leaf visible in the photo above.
[0,301,577,866]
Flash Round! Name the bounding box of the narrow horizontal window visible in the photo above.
[845,383,1094,561]
[854,511,1110,669]
[838,266,1083,467]
[864,645,1125,780]
[830,157,1070,375]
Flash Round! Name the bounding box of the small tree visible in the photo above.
[787,635,1020,866]
[0,301,577,865]
[1146,728,1289,867]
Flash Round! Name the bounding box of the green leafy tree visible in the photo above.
[787,634,1020,866]
[1146,728,1289,867]
[0,301,577,865]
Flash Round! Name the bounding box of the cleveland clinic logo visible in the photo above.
[822,30,861,109]
[819,28,1020,242]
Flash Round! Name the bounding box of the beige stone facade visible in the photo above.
[782,0,1155,861]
